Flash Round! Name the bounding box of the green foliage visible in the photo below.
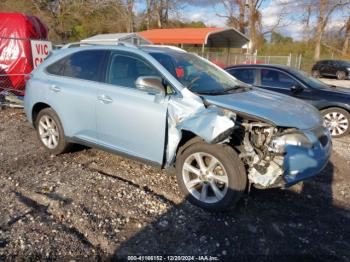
[270,32,293,45]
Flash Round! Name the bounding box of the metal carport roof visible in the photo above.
[138,27,249,48]
[80,33,151,45]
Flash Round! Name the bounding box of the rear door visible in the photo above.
[44,50,109,143]
[96,51,168,164]
[226,68,257,85]
[321,61,332,75]
[329,61,338,75]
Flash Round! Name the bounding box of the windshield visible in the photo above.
[149,51,249,94]
[339,61,350,67]
[288,67,330,89]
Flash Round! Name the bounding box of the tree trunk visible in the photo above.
[237,0,245,34]
[155,0,162,28]
[303,4,312,42]
[342,18,350,55]
[314,0,326,60]
[248,0,257,54]
[146,0,151,30]
[127,0,134,33]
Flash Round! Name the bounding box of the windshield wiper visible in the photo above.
[195,85,251,95]
[196,90,226,95]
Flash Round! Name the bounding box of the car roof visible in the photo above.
[225,64,293,71]
[56,44,186,56]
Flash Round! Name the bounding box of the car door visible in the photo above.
[256,68,299,96]
[329,61,338,75]
[256,68,322,105]
[96,51,168,165]
[45,50,108,143]
[323,61,333,75]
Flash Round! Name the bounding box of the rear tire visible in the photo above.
[336,70,346,80]
[312,70,321,78]
[175,141,246,211]
[321,107,350,138]
[35,108,72,155]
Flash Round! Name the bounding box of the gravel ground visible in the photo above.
[319,78,350,88]
[0,108,350,261]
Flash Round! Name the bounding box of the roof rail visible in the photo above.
[60,42,96,49]
[60,41,139,49]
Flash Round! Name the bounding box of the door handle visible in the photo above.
[97,95,113,104]
[50,85,61,93]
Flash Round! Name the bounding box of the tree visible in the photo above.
[247,0,264,54]
[270,31,293,45]
[313,0,348,60]
[341,17,350,54]
[302,3,312,42]
[217,0,246,33]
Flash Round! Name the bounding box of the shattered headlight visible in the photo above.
[271,132,313,153]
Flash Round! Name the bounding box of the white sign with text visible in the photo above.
[30,40,52,68]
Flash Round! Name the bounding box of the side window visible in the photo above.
[106,53,161,89]
[260,69,297,88]
[61,50,107,81]
[46,58,66,75]
[229,68,255,84]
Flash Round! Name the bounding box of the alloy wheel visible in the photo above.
[38,115,60,149]
[182,152,228,204]
[324,112,349,137]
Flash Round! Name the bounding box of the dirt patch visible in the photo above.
[0,108,349,261]
[320,78,350,88]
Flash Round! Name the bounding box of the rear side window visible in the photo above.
[46,58,66,75]
[260,69,297,88]
[46,50,108,82]
[228,68,255,84]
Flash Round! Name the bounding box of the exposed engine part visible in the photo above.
[239,121,285,188]
[248,155,284,187]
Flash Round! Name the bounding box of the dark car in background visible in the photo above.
[311,60,350,80]
[225,64,350,137]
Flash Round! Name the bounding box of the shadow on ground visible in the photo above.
[111,161,349,261]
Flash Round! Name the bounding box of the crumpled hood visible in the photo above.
[202,88,323,130]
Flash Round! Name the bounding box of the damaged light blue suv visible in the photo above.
[24,45,332,210]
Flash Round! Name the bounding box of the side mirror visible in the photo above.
[291,84,303,93]
[135,76,165,94]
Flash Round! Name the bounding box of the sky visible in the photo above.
[135,0,348,40]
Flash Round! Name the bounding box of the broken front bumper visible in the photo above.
[283,127,332,187]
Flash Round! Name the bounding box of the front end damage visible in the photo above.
[238,120,331,188]
[166,88,332,189]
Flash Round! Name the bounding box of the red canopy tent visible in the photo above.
[138,27,249,49]
[0,13,48,96]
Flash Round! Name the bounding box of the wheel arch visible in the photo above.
[175,131,202,159]
[319,105,350,115]
[32,102,51,128]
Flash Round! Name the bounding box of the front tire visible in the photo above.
[35,108,72,155]
[175,141,246,211]
[321,107,350,138]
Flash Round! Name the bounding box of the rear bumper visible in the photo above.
[283,127,332,186]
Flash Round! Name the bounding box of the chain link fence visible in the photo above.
[199,52,303,69]
[0,74,26,108]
